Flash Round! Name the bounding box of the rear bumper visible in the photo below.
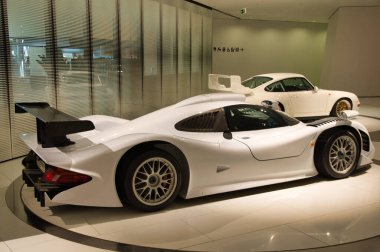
[22,153,71,207]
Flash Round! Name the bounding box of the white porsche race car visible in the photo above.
[209,73,360,119]
[17,93,374,211]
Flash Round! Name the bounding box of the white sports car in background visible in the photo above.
[17,93,374,211]
[209,73,360,119]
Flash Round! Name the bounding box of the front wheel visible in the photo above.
[330,98,351,117]
[119,150,182,211]
[315,130,360,179]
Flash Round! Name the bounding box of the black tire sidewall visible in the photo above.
[331,98,351,117]
[317,130,360,179]
[120,149,182,211]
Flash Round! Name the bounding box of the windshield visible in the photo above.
[242,76,272,89]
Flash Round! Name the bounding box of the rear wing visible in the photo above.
[15,102,95,148]
[208,74,252,95]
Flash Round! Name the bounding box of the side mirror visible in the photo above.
[314,86,319,92]
[223,130,232,140]
[261,100,280,111]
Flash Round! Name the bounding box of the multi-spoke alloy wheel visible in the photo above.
[328,135,357,174]
[119,149,182,211]
[132,157,177,206]
[331,99,351,117]
[314,130,360,179]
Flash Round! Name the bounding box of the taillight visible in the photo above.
[42,166,91,186]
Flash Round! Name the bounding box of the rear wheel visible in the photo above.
[119,149,182,211]
[315,130,360,179]
[330,98,351,117]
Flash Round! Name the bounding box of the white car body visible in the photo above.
[208,73,360,118]
[17,93,374,209]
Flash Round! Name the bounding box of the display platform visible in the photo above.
[6,114,380,252]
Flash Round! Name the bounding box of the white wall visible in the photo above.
[212,19,327,85]
[320,7,380,96]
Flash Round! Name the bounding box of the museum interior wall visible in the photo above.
[211,18,327,85]
[320,6,380,96]
[0,0,212,162]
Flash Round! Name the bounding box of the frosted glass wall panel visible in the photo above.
[202,14,212,92]
[177,3,191,101]
[143,0,161,112]
[92,0,119,116]
[8,0,55,157]
[55,0,91,118]
[1,0,213,161]
[0,1,12,161]
[191,11,202,95]
[120,0,143,119]
[161,1,177,106]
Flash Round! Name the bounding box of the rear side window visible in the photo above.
[175,108,227,132]
[242,76,272,89]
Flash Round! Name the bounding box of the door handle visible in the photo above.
[291,95,297,98]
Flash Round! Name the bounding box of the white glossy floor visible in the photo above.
[0,97,379,252]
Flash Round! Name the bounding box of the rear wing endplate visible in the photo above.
[208,74,252,95]
[15,102,95,148]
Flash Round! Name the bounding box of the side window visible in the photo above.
[301,78,314,90]
[225,105,288,131]
[283,78,313,92]
[265,81,285,92]
[175,108,227,132]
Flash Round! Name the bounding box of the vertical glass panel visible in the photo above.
[0,0,12,161]
[177,3,191,101]
[143,0,161,112]
[191,10,202,96]
[161,1,177,106]
[8,0,55,157]
[202,13,212,93]
[91,0,119,117]
[55,0,91,118]
[120,0,143,119]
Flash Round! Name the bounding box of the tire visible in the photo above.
[314,130,360,179]
[119,149,182,211]
[330,98,351,117]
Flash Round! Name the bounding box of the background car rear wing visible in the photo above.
[208,74,252,95]
[15,102,95,148]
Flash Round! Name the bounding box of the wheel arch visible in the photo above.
[315,125,362,157]
[329,97,353,113]
[314,125,362,178]
[115,141,190,206]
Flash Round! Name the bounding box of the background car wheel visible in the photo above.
[120,149,182,211]
[330,98,351,117]
[314,130,360,179]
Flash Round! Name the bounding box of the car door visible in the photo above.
[282,78,329,117]
[224,104,317,179]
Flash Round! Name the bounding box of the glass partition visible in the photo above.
[7,0,55,157]
[177,2,191,101]
[161,0,177,106]
[1,0,212,161]
[0,0,12,161]
[92,0,120,117]
[191,9,202,95]
[143,0,161,112]
[55,0,91,118]
[202,13,212,92]
[120,0,143,119]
